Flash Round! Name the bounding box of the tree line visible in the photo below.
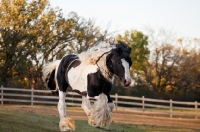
[0,0,200,102]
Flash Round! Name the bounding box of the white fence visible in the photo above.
[0,86,200,119]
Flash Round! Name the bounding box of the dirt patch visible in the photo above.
[2,105,200,130]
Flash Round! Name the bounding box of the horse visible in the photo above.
[42,40,132,132]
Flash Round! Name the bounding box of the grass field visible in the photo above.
[0,105,199,132]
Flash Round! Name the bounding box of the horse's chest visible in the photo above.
[67,63,98,92]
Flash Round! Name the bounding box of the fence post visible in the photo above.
[31,88,33,106]
[1,85,3,105]
[142,96,145,114]
[115,93,118,112]
[170,99,173,118]
[195,101,198,119]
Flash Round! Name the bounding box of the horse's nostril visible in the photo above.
[124,79,129,84]
[124,79,131,86]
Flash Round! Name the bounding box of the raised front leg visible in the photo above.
[81,94,112,128]
[81,96,96,126]
[58,90,75,132]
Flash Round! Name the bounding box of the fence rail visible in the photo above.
[0,86,200,119]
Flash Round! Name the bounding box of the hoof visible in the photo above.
[87,113,96,127]
[88,118,97,127]
[59,117,75,132]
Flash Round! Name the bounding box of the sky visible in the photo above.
[49,0,200,38]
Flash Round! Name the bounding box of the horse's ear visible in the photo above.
[117,40,132,54]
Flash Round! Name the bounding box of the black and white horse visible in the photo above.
[42,40,132,131]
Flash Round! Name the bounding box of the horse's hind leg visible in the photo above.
[58,90,75,132]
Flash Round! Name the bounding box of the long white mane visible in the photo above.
[78,41,116,65]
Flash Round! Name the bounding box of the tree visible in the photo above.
[142,28,200,101]
[140,28,183,98]
[144,44,183,98]
[0,0,52,86]
[172,50,200,101]
[0,0,107,88]
[66,17,107,54]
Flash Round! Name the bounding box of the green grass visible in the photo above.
[0,110,58,132]
[0,106,199,132]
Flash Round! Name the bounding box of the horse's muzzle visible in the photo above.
[124,78,131,87]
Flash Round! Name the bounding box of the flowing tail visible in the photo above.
[42,60,61,95]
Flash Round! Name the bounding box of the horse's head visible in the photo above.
[106,41,132,87]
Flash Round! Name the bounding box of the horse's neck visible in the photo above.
[97,54,113,82]
[78,42,113,65]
